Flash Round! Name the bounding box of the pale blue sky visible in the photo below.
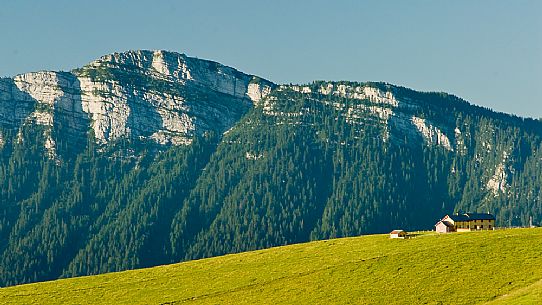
[1,0,541,118]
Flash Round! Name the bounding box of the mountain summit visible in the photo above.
[0,50,274,156]
[0,50,541,286]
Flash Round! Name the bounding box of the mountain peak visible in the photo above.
[88,50,189,77]
[0,50,275,154]
[77,49,275,103]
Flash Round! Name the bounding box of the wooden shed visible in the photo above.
[389,230,407,239]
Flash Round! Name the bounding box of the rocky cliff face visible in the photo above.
[0,50,274,156]
[0,51,460,158]
[267,82,455,151]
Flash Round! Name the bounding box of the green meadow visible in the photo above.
[1,228,541,304]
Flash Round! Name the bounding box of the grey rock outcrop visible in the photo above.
[0,50,275,154]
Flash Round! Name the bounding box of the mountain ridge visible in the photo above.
[0,50,274,158]
[2,49,538,155]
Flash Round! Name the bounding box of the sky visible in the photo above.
[1,0,541,118]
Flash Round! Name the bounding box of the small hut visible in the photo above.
[389,230,407,239]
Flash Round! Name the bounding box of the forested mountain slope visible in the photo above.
[0,50,541,286]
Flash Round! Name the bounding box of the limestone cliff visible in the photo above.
[0,50,274,156]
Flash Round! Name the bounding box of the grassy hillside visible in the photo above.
[1,228,541,304]
[485,279,542,305]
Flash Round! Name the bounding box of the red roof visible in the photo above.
[390,230,405,234]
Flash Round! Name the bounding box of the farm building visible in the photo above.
[435,213,495,233]
[435,220,454,233]
[389,230,408,239]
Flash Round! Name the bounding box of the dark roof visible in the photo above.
[464,213,495,220]
[448,214,470,222]
[446,213,495,222]
[435,220,455,228]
